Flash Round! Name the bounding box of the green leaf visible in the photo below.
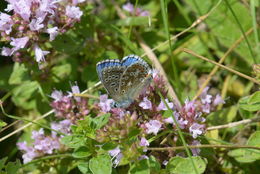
[77,162,90,174]
[61,135,85,149]
[0,157,8,171]
[91,113,111,130]
[6,159,21,174]
[51,64,72,83]
[248,91,260,104]
[89,154,112,174]
[228,131,260,163]
[116,16,150,26]
[8,63,30,85]
[0,120,7,132]
[72,146,92,158]
[238,92,260,111]
[51,32,85,54]
[129,159,150,174]
[166,156,207,174]
[11,81,39,110]
[149,156,161,172]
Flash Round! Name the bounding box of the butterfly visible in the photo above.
[96,54,152,108]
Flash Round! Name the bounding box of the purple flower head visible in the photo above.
[72,0,86,5]
[29,17,45,31]
[109,146,123,168]
[34,44,50,62]
[139,97,152,110]
[139,137,149,147]
[65,6,83,20]
[47,27,59,41]
[191,140,201,156]
[32,128,60,154]
[10,37,29,51]
[51,119,72,137]
[67,83,81,102]
[122,2,134,12]
[7,0,32,21]
[0,12,13,34]
[189,123,205,138]
[200,87,212,104]
[122,2,150,16]
[145,120,162,135]
[1,47,13,56]
[98,94,114,113]
[51,90,64,101]
[138,155,149,160]
[157,98,174,111]
[213,94,225,106]
[17,141,40,163]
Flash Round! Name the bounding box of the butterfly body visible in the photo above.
[96,55,152,108]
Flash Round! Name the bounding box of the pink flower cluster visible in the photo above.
[50,84,89,123]
[17,119,72,163]
[96,70,225,164]
[122,2,150,17]
[0,0,85,62]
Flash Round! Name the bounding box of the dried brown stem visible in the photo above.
[207,116,260,131]
[183,48,260,85]
[147,144,260,151]
[193,28,254,100]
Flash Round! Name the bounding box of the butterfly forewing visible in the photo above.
[96,60,124,101]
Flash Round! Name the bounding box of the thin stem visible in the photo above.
[147,144,260,151]
[160,0,180,90]
[158,92,198,174]
[193,28,254,100]
[224,0,256,63]
[183,48,260,85]
[21,153,73,167]
[207,116,260,131]
[250,0,260,59]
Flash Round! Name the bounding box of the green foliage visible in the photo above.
[228,131,260,163]
[238,91,260,112]
[166,156,207,174]
[0,158,21,174]
[89,154,112,174]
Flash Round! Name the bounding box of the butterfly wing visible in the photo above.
[96,60,124,101]
[117,56,152,107]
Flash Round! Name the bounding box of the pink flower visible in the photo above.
[189,123,205,138]
[0,12,13,34]
[200,87,212,104]
[8,0,32,21]
[1,47,13,56]
[139,97,152,110]
[29,18,45,31]
[51,90,63,101]
[139,137,149,147]
[47,27,59,41]
[65,6,83,20]
[34,44,49,62]
[122,2,134,13]
[213,94,225,106]
[145,120,162,135]
[51,119,72,137]
[191,140,201,156]
[10,37,29,51]
[109,147,123,167]
[157,98,174,111]
[98,95,114,112]
[122,2,150,17]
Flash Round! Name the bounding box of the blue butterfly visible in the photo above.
[96,55,152,108]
